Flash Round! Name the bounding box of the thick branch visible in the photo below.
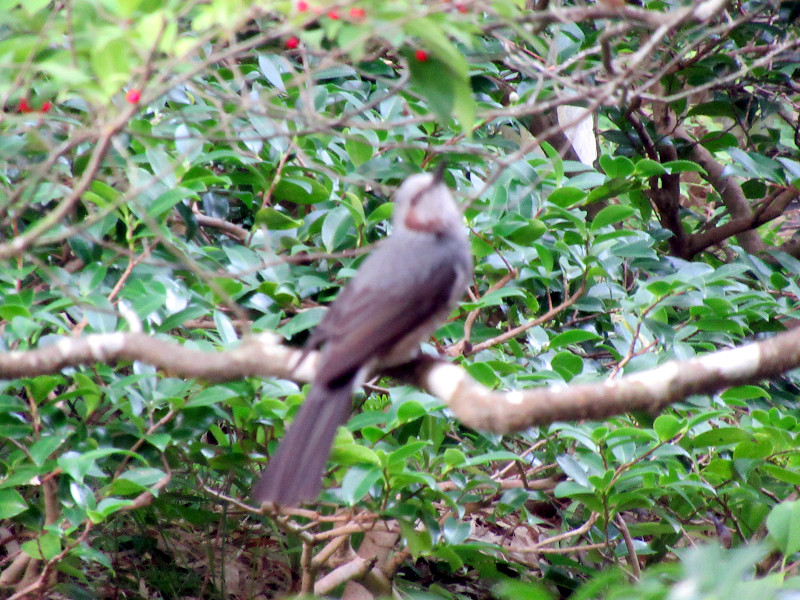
[673,126,766,254]
[648,123,690,257]
[2,327,800,434]
[526,112,584,165]
[688,186,800,256]
[0,332,314,384]
[391,327,800,433]
[192,213,249,242]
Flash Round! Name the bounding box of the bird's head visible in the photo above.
[391,166,465,236]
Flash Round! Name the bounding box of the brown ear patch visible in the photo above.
[404,209,446,234]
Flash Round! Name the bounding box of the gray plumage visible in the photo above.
[251,169,472,505]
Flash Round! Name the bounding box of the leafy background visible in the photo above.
[1,0,800,598]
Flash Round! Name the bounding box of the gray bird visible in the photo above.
[251,167,473,505]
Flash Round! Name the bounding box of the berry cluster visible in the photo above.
[286,4,438,64]
[17,98,51,113]
[287,3,370,49]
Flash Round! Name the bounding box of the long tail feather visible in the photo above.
[251,384,353,505]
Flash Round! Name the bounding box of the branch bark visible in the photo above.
[2,326,799,434]
[687,186,800,256]
[673,125,767,255]
[389,327,800,433]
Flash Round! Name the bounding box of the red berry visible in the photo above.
[327,9,339,19]
[40,101,52,112]
[349,7,365,18]
[18,98,33,113]
[456,3,468,12]
[286,35,300,49]
[297,0,308,10]
[126,89,141,104]
[415,49,429,62]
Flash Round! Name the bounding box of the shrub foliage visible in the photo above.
[1,1,800,598]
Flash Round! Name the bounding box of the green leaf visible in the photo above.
[720,386,769,401]
[541,141,564,183]
[321,206,354,252]
[599,155,634,178]
[340,466,382,504]
[728,148,783,181]
[688,100,738,118]
[144,434,171,452]
[0,304,31,320]
[767,500,800,556]
[254,207,303,230]
[186,386,238,408]
[556,454,591,488]
[494,580,553,600]
[174,123,202,161]
[509,218,547,245]
[551,351,583,380]
[367,202,394,225]
[405,42,474,134]
[443,448,466,467]
[653,414,683,441]
[700,131,738,152]
[431,545,464,571]
[273,175,330,204]
[548,186,586,207]
[213,310,238,345]
[90,35,132,96]
[462,287,525,310]
[634,158,667,177]
[118,468,166,489]
[277,307,326,338]
[465,362,500,388]
[662,160,707,175]
[692,427,752,448]
[102,0,145,18]
[341,191,367,229]
[22,532,61,560]
[763,464,800,486]
[388,441,431,467]
[442,517,471,544]
[549,329,600,348]
[57,448,136,483]
[148,188,195,218]
[400,519,433,558]
[331,443,380,467]
[591,205,635,231]
[585,178,637,204]
[344,135,373,166]
[30,434,67,466]
[396,400,427,424]
[0,488,28,519]
[464,451,520,466]
[258,53,286,91]
[87,497,136,523]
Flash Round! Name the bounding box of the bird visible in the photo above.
[251,167,473,505]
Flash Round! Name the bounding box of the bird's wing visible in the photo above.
[311,253,466,387]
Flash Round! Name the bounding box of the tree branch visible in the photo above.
[2,326,800,435]
[673,126,767,255]
[688,186,800,256]
[391,327,800,433]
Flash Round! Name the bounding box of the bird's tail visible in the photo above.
[251,383,353,505]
